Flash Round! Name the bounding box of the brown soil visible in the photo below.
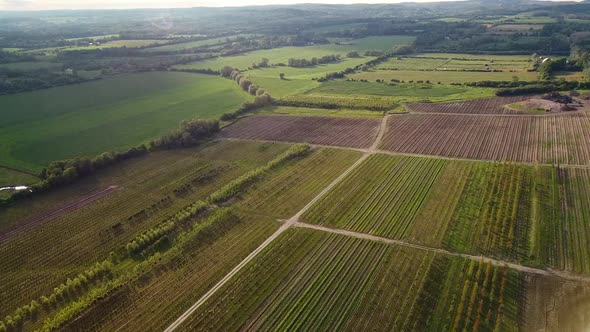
[221,115,381,149]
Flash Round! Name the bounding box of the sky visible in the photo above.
[0,0,581,10]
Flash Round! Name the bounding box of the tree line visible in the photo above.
[287,54,341,68]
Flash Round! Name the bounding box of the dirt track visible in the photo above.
[0,186,119,244]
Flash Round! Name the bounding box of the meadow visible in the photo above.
[0,71,251,173]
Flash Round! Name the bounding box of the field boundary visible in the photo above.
[292,222,590,284]
[218,137,590,169]
[164,115,390,331]
[0,186,119,244]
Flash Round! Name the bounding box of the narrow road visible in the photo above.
[164,115,391,331]
[293,222,590,284]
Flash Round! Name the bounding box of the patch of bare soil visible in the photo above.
[522,275,590,332]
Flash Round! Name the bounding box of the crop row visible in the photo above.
[536,167,590,274]
[179,228,437,331]
[380,113,590,165]
[302,154,446,240]
[443,163,533,262]
[0,140,292,319]
[300,153,590,273]
[236,147,362,218]
[407,96,532,114]
[221,115,381,149]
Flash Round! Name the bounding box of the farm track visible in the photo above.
[292,222,590,284]
[167,112,590,331]
[0,185,119,244]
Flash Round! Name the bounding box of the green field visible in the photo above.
[253,106,385,118]
[0,71,251,173]
[177,228,521,331]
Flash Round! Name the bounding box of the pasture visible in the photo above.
[0,71,251,173]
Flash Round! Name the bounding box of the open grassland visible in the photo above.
[221,115,381,149]
[408,96,534,114]
[302,153,590,271]
[178,228,521,331]
[253,106,384,118]
[350,69,539,84]
[380,113,590,165]
[0,140,291,316]
[0,72,251,173]
[60,213,281,332]
[236,147,362,218]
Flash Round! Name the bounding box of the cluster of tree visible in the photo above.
[251,58,269,69]
[364,50,385,56]
[346,51,360,58]
[287,54,341,68]
[149,119,220,149]
[538,57,580,81]
[0,261,113,331]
